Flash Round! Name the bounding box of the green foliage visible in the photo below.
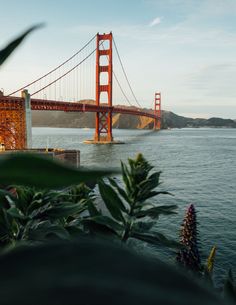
[0,153,178,251]
[0,153,116,246]
[87,153,179,249]
[205,246,217,276]
[98,180,126,222]
[223,269,236,304]
[0,183,93,246]
[0,24,43,67]
[0,151,233,300]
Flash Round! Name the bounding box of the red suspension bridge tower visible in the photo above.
[154,92,161,130]
[94,32,113,142]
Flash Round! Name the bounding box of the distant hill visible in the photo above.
[162,111,236,128]
[32,102,236,129]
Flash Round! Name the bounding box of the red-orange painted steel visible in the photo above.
[2,97,158,118]
[0,97,26,149]
[154,92,161,129]
[1,31,161,148]
[30,99,157,118]
[0,95,159,150]
[95,32,113,142]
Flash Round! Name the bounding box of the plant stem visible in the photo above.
[121,201,135,242]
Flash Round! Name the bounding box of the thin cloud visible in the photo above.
[187,63,236,99]
[149,17,162,27]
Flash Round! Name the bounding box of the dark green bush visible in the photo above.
[0,153,179,253]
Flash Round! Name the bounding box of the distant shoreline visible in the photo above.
[32,124,236,130]
[32,109,236,130]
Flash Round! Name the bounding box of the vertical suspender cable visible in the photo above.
[112,36,142,108]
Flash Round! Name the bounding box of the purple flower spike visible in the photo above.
[176,204,202,273]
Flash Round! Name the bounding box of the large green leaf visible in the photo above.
[0,24,44,66]
[130,231,182,249]
[0,153,117,188]
[13,187,36,214]
[87,215,124,233]
[0,205,20,244]
[38,202,88,219]
[0,209,12,241]
[108,178,130,204]
[98,180,126,223]
[137,190,171,202]
[0,239,224,305]
[82,219,119,237]
[65,225,85,238]
[132,220,156,233]
[27,198,47,215]
[87,200,100,217]
[135,205,177,219]
[0,189,15,208]
[138,172,161,192]
[6,207,27,220]
[121,162,132,194]
[26,220,70,241]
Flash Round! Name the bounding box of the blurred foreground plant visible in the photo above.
[0,238,224,305]
[84,153,179,249]
[0,152,233,302]
[224,269,236,304]
[0,24,43,67]
[0,183,94,246]
[0,153,179,252]
[0,153,116,247]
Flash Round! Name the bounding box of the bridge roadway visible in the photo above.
[1,96,158,120]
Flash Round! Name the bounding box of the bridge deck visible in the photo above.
[0,97,159,120]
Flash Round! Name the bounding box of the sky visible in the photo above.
[0,0,236,119]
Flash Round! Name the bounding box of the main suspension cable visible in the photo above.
[113,72,133,107]
[8,34,97,96]
[31,46,97,96]
[112,36,142,108]
[100,42,132,107]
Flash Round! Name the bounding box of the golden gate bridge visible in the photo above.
[0,32,161,149]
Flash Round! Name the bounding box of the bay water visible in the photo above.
[33,127,236,285]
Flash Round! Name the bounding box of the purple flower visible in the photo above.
[176,204,202,272]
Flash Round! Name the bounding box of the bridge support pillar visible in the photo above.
[94,32,113,143]
[154,92,161,130]
[22,90,32,148]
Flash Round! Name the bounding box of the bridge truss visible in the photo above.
[0,97,26,149]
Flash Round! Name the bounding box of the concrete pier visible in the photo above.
[22,90,32,149]
[0,149,80,168]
